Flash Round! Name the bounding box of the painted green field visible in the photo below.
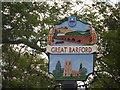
[55,75,87,81]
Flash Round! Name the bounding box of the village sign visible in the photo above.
[46,16,97,81]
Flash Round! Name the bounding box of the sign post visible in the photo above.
[46,16,97,88]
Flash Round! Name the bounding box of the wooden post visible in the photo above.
[62,81,77,90]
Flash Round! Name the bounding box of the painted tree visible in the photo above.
[79,63,82,71]
[80,67,87,76]
[53,61,63,78]
[79,63,87,76]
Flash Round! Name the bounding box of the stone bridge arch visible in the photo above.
[56,35,92,44]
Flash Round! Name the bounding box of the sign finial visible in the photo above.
[68,16,77,27]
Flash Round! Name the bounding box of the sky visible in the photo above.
[76,0,119,4]
[2,0,119,5]
[56,21,90,31]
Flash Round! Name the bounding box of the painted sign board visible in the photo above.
[47,16,97,81]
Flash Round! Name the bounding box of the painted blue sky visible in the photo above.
[49,54,94,75]
[56,21,90,31]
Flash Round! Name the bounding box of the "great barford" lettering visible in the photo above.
[46,46,96,54]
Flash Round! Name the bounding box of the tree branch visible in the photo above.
[2,39,46,52]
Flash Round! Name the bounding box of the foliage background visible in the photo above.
[1,1,120,89]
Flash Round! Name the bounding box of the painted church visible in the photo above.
[63,60,80,77]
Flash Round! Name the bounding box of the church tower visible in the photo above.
[63,60,72,77]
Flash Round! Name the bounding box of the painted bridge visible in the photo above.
[56,35,92,44]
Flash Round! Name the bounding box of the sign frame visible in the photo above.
[47,16,97,81]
